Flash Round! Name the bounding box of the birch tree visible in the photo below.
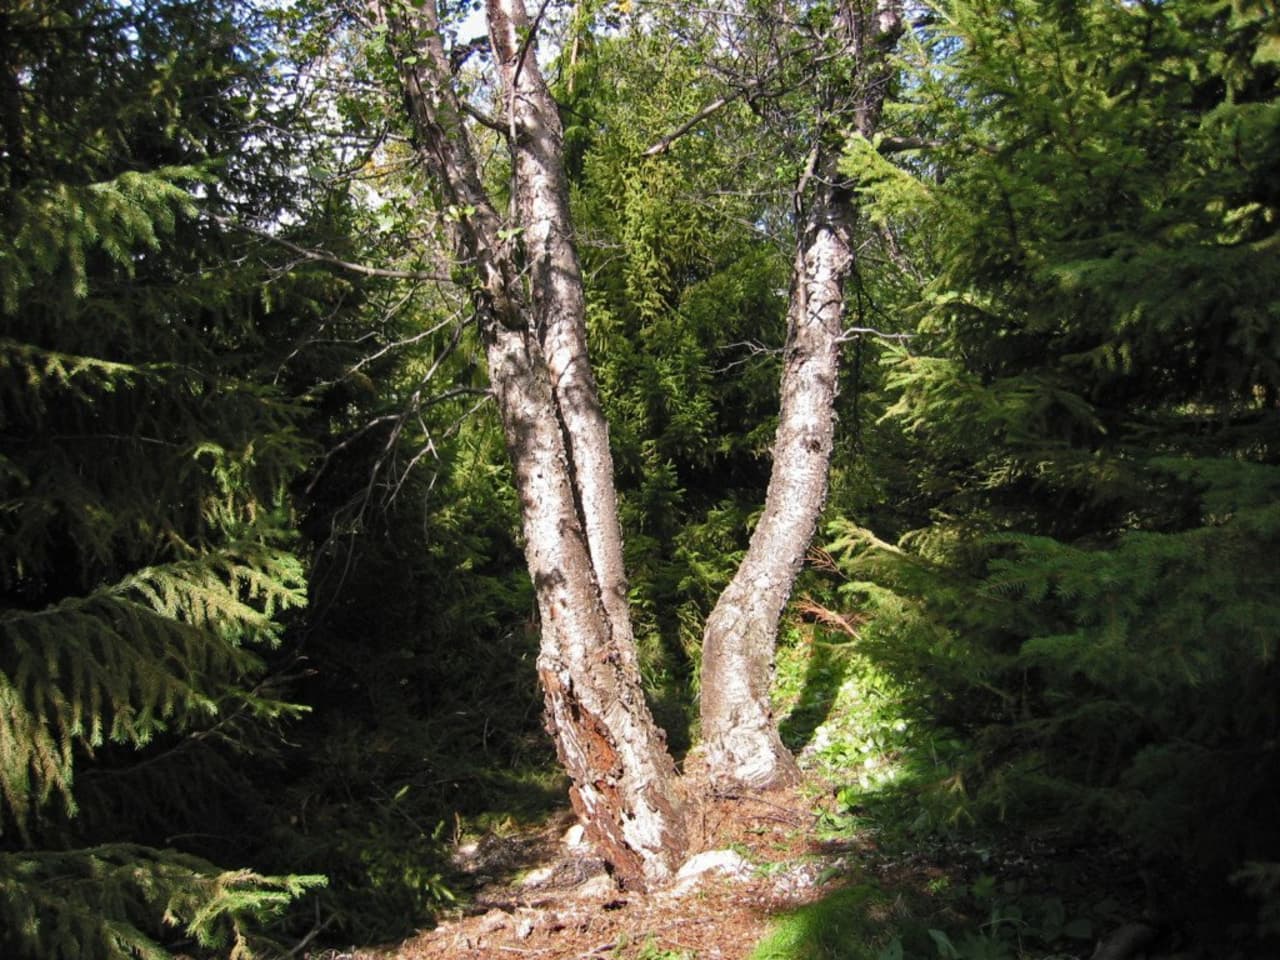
[357,0,903,884]
[695,0,905,789]
[365,0,687,888]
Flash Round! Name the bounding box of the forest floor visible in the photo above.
[301,770,1170,960]
[316,780,881,960]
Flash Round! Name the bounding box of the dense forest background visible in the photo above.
[1,0,1277,956]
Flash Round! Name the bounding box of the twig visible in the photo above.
[640,40,851,159]
[215,215,454,283]
[795,595,865,638]
[1090,923,1158,960]
[708,790,806,824]
[283,912,336,957]
[655,917,714,930]
[711,339,783,374]
[838,326,913,342]
[643,93,739,157]
[460,98,508,133]
[511,0,554,93]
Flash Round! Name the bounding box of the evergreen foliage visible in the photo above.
[198,9,559,937]
[0,845,317,960]
[1,0,325,953]
[827,0,1280,942]
[9,0,1280,950]
[273,394,546,941]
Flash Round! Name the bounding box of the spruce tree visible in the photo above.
[0,0,323,955]
[835,0,1280,939]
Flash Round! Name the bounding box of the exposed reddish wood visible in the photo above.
[541,668,677,889]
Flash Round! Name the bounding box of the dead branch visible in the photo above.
[643,93,740,157]
[794,596,866,638]
[839,325,913,342]
[216,215,455,283]
[1090,922,1158,960]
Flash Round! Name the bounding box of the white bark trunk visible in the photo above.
[486,0,637,668]
[487,323,685,889]
[370,0,686,887]
[699,192,850,789]
[370,0,902,867]
[698,0,904,789]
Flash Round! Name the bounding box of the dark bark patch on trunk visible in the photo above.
[541,668,648,889]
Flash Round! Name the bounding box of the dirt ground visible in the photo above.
[311,784,860,960]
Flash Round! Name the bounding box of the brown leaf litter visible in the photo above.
[307,782,862,960]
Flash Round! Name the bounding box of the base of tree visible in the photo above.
[689,729,803,793]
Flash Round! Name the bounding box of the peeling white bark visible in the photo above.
[487,0,638,671]
[699,210,849,789]
[698,0,904,790]
[371,0,686,888]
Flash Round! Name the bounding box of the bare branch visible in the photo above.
[216,216,455,283]
[385,389,493,505]
[363,321,460,372]
[839,325,913,342]
[459,98,508,133]
[640,48,843,158]
[303,412,401,498]
[510,0,554,93]
[711,339,783,375]
[642,93,740,157]
[876,134,945,153]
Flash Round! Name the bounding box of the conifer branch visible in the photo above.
[875,134,946,153]
[0,548,307,832]
[0,845,324,960]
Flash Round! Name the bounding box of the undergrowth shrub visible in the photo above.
[811,0,1280,948]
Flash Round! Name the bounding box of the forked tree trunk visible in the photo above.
[485,0,639,669]
[488,321,685,889]
[369,0,685,888]
[484,0,684,886]
[370,0,902,882]
[698,0,904,789]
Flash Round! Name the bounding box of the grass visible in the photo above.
[749,885,898,960]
